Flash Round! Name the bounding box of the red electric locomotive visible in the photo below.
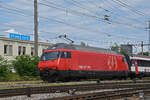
[38,43,130,82]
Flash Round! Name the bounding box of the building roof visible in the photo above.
[0,37,51,46]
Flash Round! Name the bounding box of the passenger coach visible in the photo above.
[130,56,150,78]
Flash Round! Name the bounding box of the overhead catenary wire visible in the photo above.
[0,6,29,17]
[0,0,146,40]
[38,1,106,22]
[85,0,145,24]
[0,0,146,31]
[0,23,61,36]
[64,0,105,17]
[64,0,146,28]
[41,0,146,30]
[1,24,142,45]
[0,1,33,15]
[0,23,145,46]
[0,5,106,35]
[0,23,61,42]
[115,0,150,18]
[111,0,150,18]
[1,24,141,45]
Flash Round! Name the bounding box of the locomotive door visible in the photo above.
[131,59,139,75]
[59,51,72,70]
[135,60,139,75]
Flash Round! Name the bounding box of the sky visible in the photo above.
[0,0,150,53]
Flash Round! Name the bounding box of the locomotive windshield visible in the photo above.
[40,51,71,61]
[40,51,59,61]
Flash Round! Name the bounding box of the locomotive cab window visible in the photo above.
[40,51,59,61]
[60,51,71,58]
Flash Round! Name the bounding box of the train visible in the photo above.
[38,43,150,82]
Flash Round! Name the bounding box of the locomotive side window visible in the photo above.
[67,52,71,58]
[137,60,150,67]
[60,52,71,58]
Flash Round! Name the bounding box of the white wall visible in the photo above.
[0,37,50,60]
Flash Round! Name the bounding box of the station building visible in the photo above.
[0,36,51,60]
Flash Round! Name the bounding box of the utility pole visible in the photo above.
[141,41,143,55]
[148,21,150,55]
[34,0,38,56]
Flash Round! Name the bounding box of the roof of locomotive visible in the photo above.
[47,43,120,55]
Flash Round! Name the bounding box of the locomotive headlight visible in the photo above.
[45,65,48,68]
[39,68,43,71]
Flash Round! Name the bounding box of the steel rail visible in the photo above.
[45,87,150,100]
[0,81,150,98]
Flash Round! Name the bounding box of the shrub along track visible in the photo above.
[0,81,150,98]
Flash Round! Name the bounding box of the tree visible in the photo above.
[138,52,149,56]
[0,55,11,81]
[80,41,86,46]
[110,43,120,52]
[12,55,40,76]
[110,43,129,54]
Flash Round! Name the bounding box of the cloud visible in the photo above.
[4,29,18,33]
[0,0,149,52]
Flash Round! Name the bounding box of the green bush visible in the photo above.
[8,73,22,81]
[12,55,40,77]
[21,75,41,81]
[0,55,11,81]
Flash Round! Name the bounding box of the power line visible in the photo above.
[0,23,144,44]
[115,0,150,17]
[86,0,145,24]
[0,1,144,40]
[0,6,28,17]
[0,0,146,31]
[38,16,140,40]
[0,23,60,36]
[0,1,33,15]
[42,0,145,30]
[1,24,139,45]
[0,5,105,37]
[86,0,111,12]
[38,1,105,22]
[112,0,150,18]
[64,0,104,17]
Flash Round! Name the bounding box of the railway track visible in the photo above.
[0,81,150,98]
[0,80,149,88]
[45,87,150,100]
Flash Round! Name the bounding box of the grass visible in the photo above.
[0,77,150,90]
[0,80,43,85]
[0,81,96,90]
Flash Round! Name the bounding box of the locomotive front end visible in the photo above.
[38,51,59,81]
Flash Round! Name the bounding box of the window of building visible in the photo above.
[18,46,26,55]
[23,47,26,55]
[9,45,13,56]
[4,45,13,56]
[4,45,8,54]
[31,47,34,56]
[18,46,22,55]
